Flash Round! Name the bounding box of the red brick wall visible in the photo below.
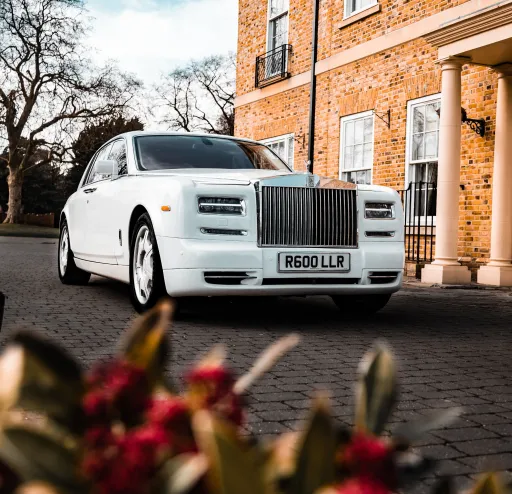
[235,36,498,264]
[322,0,471,61]
[236,0,473,98]
[236,0,313,97]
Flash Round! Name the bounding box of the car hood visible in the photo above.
[137,169,292,185]
[137,168,360,190]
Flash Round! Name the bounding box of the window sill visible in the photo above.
[339,3,380,29]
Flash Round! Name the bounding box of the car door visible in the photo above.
[77,142,113,262]
[68,146,110,258]
[85,139,127,264]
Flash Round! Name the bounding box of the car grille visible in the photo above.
[258,186,358,247]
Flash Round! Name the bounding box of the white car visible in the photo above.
[59,131,405,313]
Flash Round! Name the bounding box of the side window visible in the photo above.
[339,111,374,185]
[108,139,128,176]
[85,143,113,185]
[345,0,378,18]
[260,133,294,169]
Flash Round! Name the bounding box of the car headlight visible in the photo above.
[365,202,395,219]
[198,197,246,215]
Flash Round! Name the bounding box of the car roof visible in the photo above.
[112,131,261,146]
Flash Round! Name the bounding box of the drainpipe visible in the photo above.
[306,0,320,174]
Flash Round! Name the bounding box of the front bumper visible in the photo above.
[157,237,404,297]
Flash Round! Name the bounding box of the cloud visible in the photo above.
[86,0,238,84]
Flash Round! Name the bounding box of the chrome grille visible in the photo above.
[258,186,358,247]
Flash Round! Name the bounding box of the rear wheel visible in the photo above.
[129,213,167,313]
[58,220,91,285]
[331,293,392,315]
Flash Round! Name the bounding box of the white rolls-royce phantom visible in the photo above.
[58,132,405,313]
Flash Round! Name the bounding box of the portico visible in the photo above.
[422,1,512,286]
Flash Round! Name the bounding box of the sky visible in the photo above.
[85,0,238,84]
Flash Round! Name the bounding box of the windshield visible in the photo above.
[134,135,291,172]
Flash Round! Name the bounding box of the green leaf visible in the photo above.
[234,334,300,394]
[354,342,397,435]
[471,474,505,494]
[287,396,336,494]
[0,425,86,494]
[161,453,208,494]
[118,299,174,386]
[0,332,84,435]
[14,481,62,494]
[192,411,268,494]
[393,408,462,446]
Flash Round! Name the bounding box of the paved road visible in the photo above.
[1,236,512,493]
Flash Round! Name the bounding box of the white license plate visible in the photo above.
[277,253,350,273]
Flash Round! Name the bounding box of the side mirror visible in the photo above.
[95,159,118,178]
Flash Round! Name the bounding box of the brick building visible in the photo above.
[234,0,512,285]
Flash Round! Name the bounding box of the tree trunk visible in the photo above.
[3,167,24,224]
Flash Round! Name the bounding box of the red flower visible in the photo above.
[84,360,150,425]
[146,397,189,428]
[334,477,391,494]
[339,433,397,490]
[84,426,114,449]
[186,365,244,426]
[146,398,198,454]
[83,391,110,423]
[83,424,170,494]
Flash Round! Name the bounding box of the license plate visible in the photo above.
[277,253,350,273]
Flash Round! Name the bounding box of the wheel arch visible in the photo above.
[128,205,150,243]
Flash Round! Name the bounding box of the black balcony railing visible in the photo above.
[255,44,292,88]
[400,182,437,263]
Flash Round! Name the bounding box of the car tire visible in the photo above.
[58,220,91,285]
[129,213,168,313]
[331,293,392,315]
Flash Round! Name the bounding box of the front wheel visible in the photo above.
[331,293,392,315]
[129,213,167,313]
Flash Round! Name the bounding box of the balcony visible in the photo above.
[255,44,292,88]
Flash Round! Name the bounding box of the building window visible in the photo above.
[406,94,441,220]
[268,0,289,52]
[344,0,378,18]
[339,111,374,185]
[261,133,294,169]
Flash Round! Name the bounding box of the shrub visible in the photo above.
[0,300,503,494]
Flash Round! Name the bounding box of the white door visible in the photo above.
[77,142,113,262]
[68,146,109,258]
[85,139,127,264]
[67,188,89,258]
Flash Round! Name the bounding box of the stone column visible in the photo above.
[478,63,512,286]
[422,57,471,284]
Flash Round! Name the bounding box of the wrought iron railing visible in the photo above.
[399,182,437,263]
[255,44,292,88]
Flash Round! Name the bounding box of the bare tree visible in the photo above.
[156,53,235,136]
[0,0,141,223]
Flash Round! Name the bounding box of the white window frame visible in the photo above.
[405,93,441,225]
[344,0,378,20]
[261,133,294,169]
[339,110,375,185]
[266,0,289,53]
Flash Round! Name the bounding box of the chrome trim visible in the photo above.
[365,231,395,237]
[200,228,248,236]
[258,186,358,248]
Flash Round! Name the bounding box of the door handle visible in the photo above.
[83,188,97,194]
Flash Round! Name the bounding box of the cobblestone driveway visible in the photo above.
[1,236,512,493]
